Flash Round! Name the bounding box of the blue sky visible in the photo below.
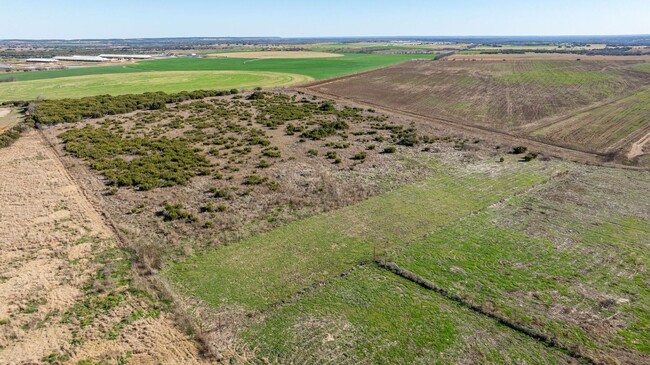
[2,0,649,39]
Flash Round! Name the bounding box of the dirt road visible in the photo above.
[0,130,207,364]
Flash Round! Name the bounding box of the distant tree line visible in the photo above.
[28,89,239,125]
[477,47,639,56]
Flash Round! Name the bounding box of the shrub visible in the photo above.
[382,146,396,154]
[243,175,268,185]
[307,149,318,157]
[257,159,271,168]
[302,120,349,140]
[159,203,196,222]
[262,147,282,158]
[511,146,528,154]
[209,187,232,199]
[325,151,337,160]
[352,152,367,161]
[522,152,538,162]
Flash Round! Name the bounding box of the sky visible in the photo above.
[2,0,649,39]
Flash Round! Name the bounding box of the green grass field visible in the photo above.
[242,266,575,364]
[166,160,554,311]
[0,53,435,101]
[0,71,312,101]
[6,53,435,83]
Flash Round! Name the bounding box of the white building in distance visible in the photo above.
[54,55,109,62]
[26,58,59,63]
[99,54,154,60]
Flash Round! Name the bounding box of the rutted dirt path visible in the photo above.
[0,131,207,364]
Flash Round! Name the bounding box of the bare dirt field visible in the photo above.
[207,51,343,59]
[0,130,207,364]
[309,59,650,163]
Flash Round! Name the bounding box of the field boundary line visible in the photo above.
[375,260,598,365]
[296,87,648,171]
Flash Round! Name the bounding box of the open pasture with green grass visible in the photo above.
[166,161,555,311]
[0,71,312,101]
[242,266,576,364]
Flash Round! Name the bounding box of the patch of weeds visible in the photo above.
[261,147,282,158]
[42,352,70,364]
[352,152,367,161]
[243,175,268,185]
[20,298,47,314]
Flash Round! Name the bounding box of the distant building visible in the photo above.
[26,58,59,63]
[53,55,109,62]
[98,54,154,60]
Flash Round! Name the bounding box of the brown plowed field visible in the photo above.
[310,59,650,160]
[0,130,207,364]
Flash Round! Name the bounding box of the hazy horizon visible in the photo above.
[3,0,649,39]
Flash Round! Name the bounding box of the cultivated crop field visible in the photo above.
[527,87,650,155]
[3,53,435,84]
[311,59,650,161]
[207,51,344,59]
[387,166,650,363]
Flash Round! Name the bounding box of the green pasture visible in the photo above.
[242,266,574,364]
[0,71,311,101]
[166,161,554,311]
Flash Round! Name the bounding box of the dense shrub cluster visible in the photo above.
[302,120,349,140]
[0,122,29,148]
[60,125,210,190]
[31,89,236,125]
